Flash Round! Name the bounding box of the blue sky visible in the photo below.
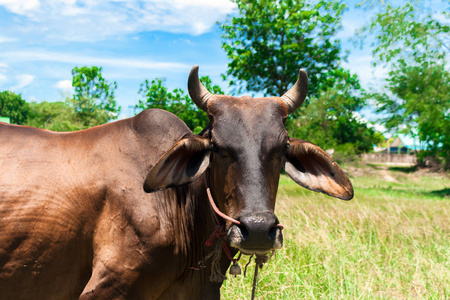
[0,0,446,123]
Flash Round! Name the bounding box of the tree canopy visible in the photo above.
[136,76,224,134]
[357,0,448,67]
[0,91,30,125]
[17,66,121,131]
[220,0,347,98]
[220,0,380,156]
[25,101,81,131]
[71,66,121,128]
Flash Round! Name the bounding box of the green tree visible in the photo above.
[220,0,347,98]
[71,66,120,128]
[357,1,448,67]
[136,76,224,133]
[26,101,82,131]
[0,91,30,125]
[220,0,380,155]
[359,1,449,167]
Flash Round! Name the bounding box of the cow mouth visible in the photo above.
[226,223,283,256]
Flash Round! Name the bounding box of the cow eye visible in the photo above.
[280,141,290,157]
[211,143,232,159]
[286,142,291,151]
[212,144,220,154]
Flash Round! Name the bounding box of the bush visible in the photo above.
[416,150,444,171]
[333,143,359,164]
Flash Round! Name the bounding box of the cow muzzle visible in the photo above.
[227,212,283,255]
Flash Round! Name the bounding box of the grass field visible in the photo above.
[221,165,450,299]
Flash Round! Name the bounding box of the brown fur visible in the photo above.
[0,109,227,299]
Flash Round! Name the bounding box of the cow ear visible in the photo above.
[143,136,211,193]
[283,138,354,200]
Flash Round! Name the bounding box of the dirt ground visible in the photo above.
[345,163,450,181]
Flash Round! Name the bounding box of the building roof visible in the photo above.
[0,117,10,124]
[391,134,428,150]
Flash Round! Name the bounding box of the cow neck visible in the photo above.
[155,178,217,277]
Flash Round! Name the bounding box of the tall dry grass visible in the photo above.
[221,166,450,299]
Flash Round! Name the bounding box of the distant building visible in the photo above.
[0,117,10,124]
[387,136,409,154]
[363,134,426,165]
[383,134,427,154]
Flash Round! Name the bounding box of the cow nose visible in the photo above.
[239,212,277,239]
[227,212,283,254]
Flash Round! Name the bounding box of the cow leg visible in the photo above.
[79,200,145,300]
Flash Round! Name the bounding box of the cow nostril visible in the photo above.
[269,226,278,240]
[237,224,249,239]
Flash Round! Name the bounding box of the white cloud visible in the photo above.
[10,74,35,91]
[0,36,17,43]
[0,62,7,83]
[353,111,387,133]
[0,0,40,15]
[0,50,189,71]
[342,54,389,89]
[338,19,359,40]
[54,79,73,91]
[432,11,449,24]
[0,0,237,40]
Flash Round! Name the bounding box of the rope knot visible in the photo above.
[205,225,225,247]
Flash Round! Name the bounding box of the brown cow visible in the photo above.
[0,66,353,299]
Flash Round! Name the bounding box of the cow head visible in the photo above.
[143,66,353,256]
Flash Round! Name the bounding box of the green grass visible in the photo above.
[221,167,450,299]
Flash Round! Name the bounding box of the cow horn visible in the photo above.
[188,65,212,112]
[281,69,308,113]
